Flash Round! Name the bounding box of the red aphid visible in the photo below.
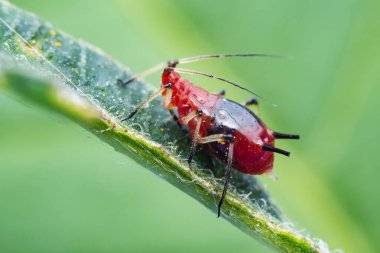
[162,68,275,175]
[120,54,299,217]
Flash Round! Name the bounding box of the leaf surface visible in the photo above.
[0,2,331,252]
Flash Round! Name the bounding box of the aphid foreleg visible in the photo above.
[122,82,172,121]
[187,109,203,169]
[169,109,181,128]
[118,63,167,86]
[218,141,234,217]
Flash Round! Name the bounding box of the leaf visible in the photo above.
[0,2,332,252]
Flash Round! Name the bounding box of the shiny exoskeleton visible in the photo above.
[161,69,276,174]
[120,54,299,217]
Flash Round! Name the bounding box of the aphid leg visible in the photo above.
[187,109,203,169]
[187,143,196,169]
[121,82,172,121]
[214,89,226,97]
[117,62,168,86]
[218,141,234,217]
[243,97,258,107]
[243,97,259,115]
[198,134,234,144]
[169,109,182,128]
[273,132,300,140]
[197,133,235,217]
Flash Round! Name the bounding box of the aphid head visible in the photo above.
[167,59,179,68]
[161,67,180,87]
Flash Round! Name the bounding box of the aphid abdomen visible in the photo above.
[204,98,275,175]
[232,131,274,175]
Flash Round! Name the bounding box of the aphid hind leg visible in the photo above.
[196,132,235,217]
[218,141,234,217]
[187,109,203,169]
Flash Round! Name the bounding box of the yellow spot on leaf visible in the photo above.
[49,30,56,36]
[15,36,41,57]
[55,42,61,47]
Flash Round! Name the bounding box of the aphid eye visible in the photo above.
[164,82,173,89]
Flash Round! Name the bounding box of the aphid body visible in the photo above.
[162,68,274,175]
[120,54,299,217]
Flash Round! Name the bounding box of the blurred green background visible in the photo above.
[1,1,379,252]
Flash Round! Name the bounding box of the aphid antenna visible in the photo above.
[119,62,168,86]
[120,53,284,86]
[172,67,276,106]
[178,53,285,64]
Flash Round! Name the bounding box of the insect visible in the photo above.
[118,53,299,217]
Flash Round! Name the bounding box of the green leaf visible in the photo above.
[0,2,332,252]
